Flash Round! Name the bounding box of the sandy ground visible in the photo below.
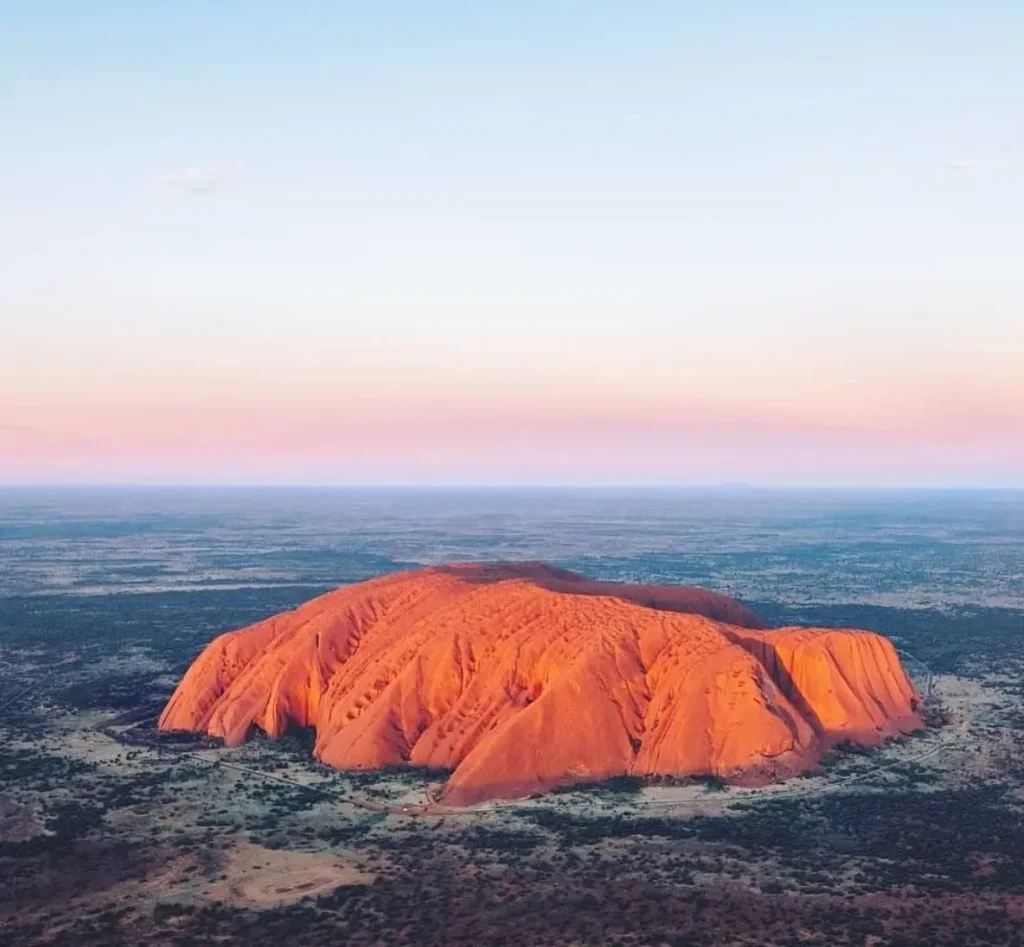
[207,841,371,908]
[0,795,43,843]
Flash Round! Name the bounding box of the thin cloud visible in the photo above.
[938,159,977,173]
[157,166,221,194]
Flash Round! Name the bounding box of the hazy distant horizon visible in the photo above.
[3,482,1022,609]
[3,481,1024,492]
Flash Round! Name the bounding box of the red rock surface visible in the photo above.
[159,563,923,805]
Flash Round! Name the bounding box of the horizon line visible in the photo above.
[2,482,1023,492]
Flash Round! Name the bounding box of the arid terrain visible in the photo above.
[2,488,1023,946]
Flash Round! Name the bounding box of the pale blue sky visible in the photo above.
[2,2,1022,484]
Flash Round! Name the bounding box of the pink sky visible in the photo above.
[5,360,1023,484]
[4,289,1023,484]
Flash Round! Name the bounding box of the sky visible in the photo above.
[2,1,1022,486]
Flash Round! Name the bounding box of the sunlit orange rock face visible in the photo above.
[159,563,923,805]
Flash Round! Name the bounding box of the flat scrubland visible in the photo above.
[2,587,1024,947]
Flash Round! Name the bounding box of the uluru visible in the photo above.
[159,563,923,805]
